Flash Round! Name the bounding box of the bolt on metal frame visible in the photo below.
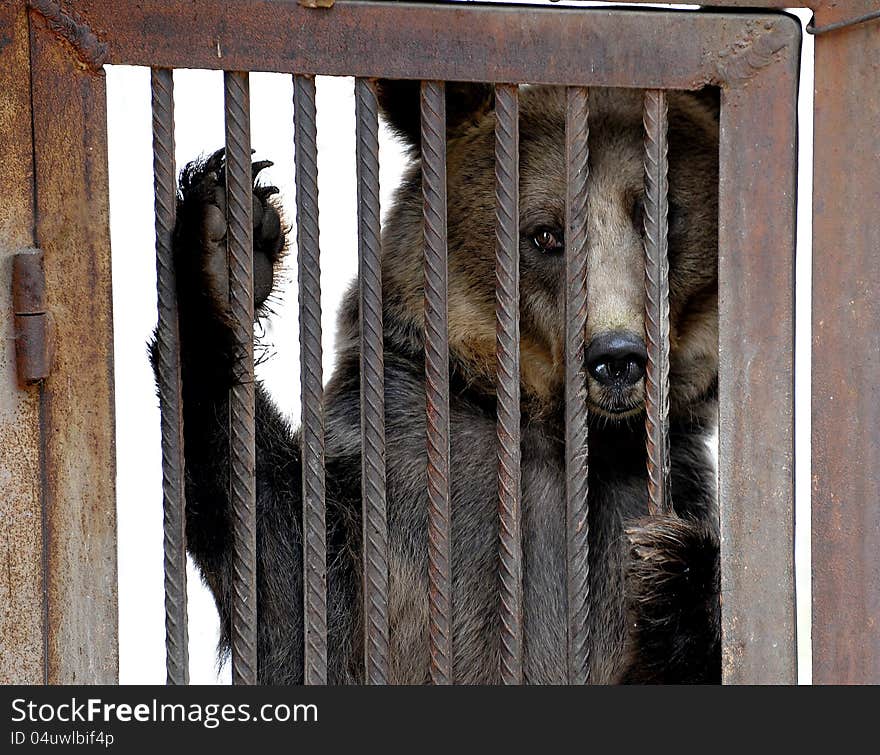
[8,0,877,685]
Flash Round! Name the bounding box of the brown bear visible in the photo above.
[155,82,721,683]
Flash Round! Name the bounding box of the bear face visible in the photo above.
[369,84,719,421]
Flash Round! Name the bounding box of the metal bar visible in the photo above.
[28,5,118,683]
[494,83,523,686]
[812,21,880,683]
[421,80,453,686]
[355,77,390,685]
[223,70,257,686]
[807,8,880,35]
[294,73,328,686]
[69,2,795,91]
[717,23,800,682]
[564,86,590,686]
[151,66,189,685]
[642,89,671,517]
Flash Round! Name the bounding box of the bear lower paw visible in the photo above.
[174,147,286,324]
[621,514,721,684]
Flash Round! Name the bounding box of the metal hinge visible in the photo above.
[12,249,53,386]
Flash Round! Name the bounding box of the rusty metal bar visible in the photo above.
[355,76,390,685]
[642,89,671,517]
[494,83,523,686]
[223,70,257,686]
[421,80,453,686]
[28,5,118,683]
[564,86,590,686]
[812,19,880,684]
[717,19,800,682]
[294,73,328,686]
[151,66,189,686]
[67,2,799,90]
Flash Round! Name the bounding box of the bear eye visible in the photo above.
[531,228,564,253]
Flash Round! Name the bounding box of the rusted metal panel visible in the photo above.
[151,67,189,686]
[717,17,801,684]
[564,86,590,686]
[355,77,390,685]
[223,70,259,686]
[28,5,118,684]
[421,80,453,686]
[0,0,44,686]
[642,90,671,517]
[494,83,523,686]
[295,73,328,686]
[58,2,795,90]
[811,17,880,684]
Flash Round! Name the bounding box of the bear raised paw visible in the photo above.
[153,83,721,684]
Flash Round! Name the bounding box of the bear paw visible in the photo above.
[174,148,285,322]
[621,514,721,684]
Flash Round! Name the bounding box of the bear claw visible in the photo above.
[175,149,286,320]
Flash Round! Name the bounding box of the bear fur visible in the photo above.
[154,83,721,684]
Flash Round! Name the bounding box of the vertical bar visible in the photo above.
[151,67,189,685]
[29,8,118,683]
[812,23,880,684]
[355,77,390,684]
[223,70,257,686]
[564,86,590,686]
[421,80,453,685]
[718,31,799,683]
[642,89,671,517]
[294,73,327,686]
[494,83,523,686]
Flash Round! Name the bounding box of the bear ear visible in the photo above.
[375,79,495,150]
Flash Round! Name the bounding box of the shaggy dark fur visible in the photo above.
[152,83,721,684]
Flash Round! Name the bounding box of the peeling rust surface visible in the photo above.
[29,8,118,684]
[28,0,108,71]
[0,1,43,685]
[713,19,794,88]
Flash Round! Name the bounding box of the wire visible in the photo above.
[807,9,880,36]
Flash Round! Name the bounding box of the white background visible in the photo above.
[106,2,815,684]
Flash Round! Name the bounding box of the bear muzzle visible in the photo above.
[585,330,647,417]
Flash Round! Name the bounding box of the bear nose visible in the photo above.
[585,332,648,387]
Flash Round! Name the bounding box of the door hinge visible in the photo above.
[12,249,53,386]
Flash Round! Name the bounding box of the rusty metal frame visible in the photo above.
[3,0,876,685]
[1,0,118,685]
